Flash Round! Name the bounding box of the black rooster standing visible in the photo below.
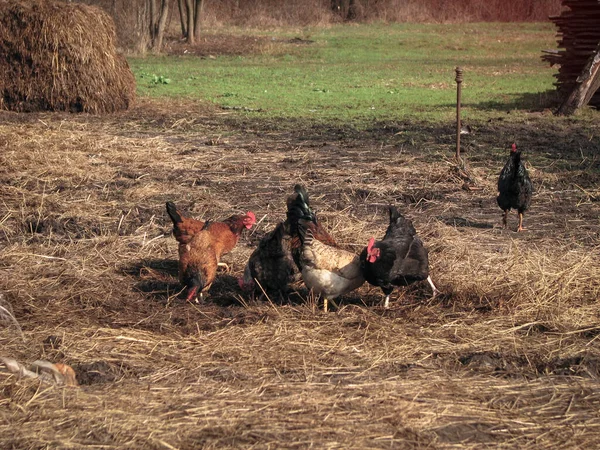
[360,205,439,308]
[497,143,533,232]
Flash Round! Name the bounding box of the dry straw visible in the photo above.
[0,294,23,341]
[0,99,599,448]
[0,0,135,113]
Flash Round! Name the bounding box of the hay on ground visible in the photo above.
[0,0,135,113]
[0,99,599,448]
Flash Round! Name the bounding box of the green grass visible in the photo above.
[129,23,560,126]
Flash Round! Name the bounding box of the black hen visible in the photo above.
[360,205,439,308]
[238,221,299,298]
[497,143,533,232]
[238,185,337,300]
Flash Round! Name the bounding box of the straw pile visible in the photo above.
[543,0,600,107]
[0,99,599,448]
[0,0,135,113]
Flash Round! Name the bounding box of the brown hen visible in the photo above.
[166,202,256,302]
[166,201,205,244]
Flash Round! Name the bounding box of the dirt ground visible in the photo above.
[1,97,599,449]
[162,33,315,58]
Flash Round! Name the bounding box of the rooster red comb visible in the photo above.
[367,237,375,251]
[366,237,380,263]
[246,211,256,223]
[511,143,517,153]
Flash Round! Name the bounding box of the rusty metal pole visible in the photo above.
[455,67,463,162]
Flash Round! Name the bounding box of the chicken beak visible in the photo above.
[237,277,252,292]
[186,286,199,303]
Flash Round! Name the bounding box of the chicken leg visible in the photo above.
[517,212,526,232]
[322,297,340,312]
[217,262,230,272]
[502,210,509,229]
[427,275,441,298]
[382,276,439,309]
[383,295,390,309]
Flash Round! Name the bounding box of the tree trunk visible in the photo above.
[136,1,151,54]
[193,0,204,42]
[332,0,356,21]
[154,0,170,53]
[347,0,356,20]
[146,0,171,53]
[178,0,187,38]
[185,0,194,44]
[149,0,156,41]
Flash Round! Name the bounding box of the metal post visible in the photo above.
[455,67,463,161]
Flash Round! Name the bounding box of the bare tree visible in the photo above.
[177,0,187,37]
[179,0,204,44]
[148,0,170,53]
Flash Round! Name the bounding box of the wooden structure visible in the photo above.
[542,0,600,112]
[557,42,600,115]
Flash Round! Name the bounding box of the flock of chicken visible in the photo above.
[166,144,532,310]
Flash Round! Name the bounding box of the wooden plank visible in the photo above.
[557,42,600,115]
[543,0,600,105]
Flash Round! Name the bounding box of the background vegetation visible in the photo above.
[74,0,564,52]
[130,22,560,125]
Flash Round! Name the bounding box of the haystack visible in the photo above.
[0,0,135,113]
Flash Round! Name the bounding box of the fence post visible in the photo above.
[455,66,463,161]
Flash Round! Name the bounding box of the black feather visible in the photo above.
[286,184,320,270]
[360,205,430,296]
[245,221,298,295]
[286,184,317,236]
[166,201,182,225]
[497,146,533,215]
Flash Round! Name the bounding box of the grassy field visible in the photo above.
[129,23,562,124]
[1,24,600,449]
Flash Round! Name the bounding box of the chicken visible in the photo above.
[166,202,256,302]
[497,143,533,232]
[286,184,338,269]
[166,201,205,244]
[238,184,336,299]
[296,218,365,312]
[238,221,299,298]
[285,184,363,311]
[360,205,439,308]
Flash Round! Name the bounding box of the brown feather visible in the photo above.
[166,201,205,244]
[169,207,256,301]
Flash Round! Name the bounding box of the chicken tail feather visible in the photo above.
[388,205,400,223]
[287,184,317,237]
[297,219,315,246]
[166,201,183,225]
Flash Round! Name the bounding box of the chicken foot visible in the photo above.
[217,262,231,272]
[322,297,340,313]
